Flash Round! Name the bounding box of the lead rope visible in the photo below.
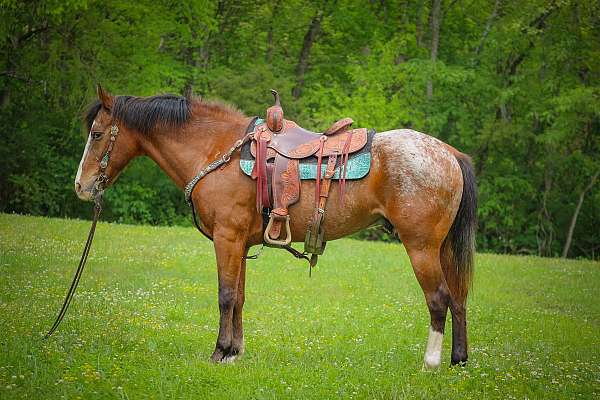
[44,193,103,338]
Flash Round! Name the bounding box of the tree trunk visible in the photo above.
[537,165,554,256]
[265,0,281,62]
[201,0,226,68]
[415,0,425,47]
[562,169,599,258]
[475,2,561,174]
[292,10,323,99]
[475,0,501,57]
[426,0,441,100]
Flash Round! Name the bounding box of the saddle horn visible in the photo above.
[266,89,284,132]
[271,89,281,106]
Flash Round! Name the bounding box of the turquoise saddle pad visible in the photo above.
[239,128,375,180]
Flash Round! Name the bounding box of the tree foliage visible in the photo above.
[1,0,598,259]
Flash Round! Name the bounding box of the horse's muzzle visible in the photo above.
[74,178,96,201]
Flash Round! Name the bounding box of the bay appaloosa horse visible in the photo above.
[75,85,476,368]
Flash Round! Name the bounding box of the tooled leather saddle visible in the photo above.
[248,90,368,266]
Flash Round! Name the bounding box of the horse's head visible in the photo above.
[75,85,139,201]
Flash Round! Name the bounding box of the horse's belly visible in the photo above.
[287,168,383,242]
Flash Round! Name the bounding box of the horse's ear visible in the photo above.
[96,84,114,110]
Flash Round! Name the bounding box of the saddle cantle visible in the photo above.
[247,90,370,266]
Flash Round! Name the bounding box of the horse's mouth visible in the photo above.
[74,178,97,201]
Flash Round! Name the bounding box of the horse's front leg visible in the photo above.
[230,256,247,358]
[210,228,247,363]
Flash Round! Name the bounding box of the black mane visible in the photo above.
[84,94,192,135]
[113,94,191,135]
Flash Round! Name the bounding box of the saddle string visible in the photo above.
[314,136,327,206]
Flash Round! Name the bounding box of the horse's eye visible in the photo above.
[91,131,104,141]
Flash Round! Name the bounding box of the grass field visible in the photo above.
[0,213,599,399]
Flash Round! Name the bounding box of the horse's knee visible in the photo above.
[218,286,237,311]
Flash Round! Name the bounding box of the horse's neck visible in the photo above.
[139,120,248,189]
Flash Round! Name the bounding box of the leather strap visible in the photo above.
[318,154,338,212]
[45,194,103,338]
[186,117,259,206]
[314,136,327,206]
[255,131,271,211]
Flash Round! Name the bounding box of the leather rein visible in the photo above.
[44,124,120,338]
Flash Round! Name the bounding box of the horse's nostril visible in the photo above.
[75,182,82,192]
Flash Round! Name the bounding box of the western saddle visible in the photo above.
[250,90,368,266]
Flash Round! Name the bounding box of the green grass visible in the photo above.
[0,213,599,399]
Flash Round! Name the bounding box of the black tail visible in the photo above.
[441,153,477,302]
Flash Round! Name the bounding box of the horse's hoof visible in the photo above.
[422,359,441,370]
[450,358,468,367]
[210,346,243,363]
[451,352,468,366]
[210,348,225,363]
[222,354,238,363]
[423,351,442,370]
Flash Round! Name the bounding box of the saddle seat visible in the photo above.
[250,119,368,160]
[250,90,368,264]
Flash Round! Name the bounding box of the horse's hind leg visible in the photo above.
[404,242,452,369]
[441,242,469,365]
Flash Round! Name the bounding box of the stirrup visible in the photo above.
[264,213,292,246]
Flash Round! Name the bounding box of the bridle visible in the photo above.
[44,123,120,338]
[94,124,120,196]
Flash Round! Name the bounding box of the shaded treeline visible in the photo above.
[1,0,598,259]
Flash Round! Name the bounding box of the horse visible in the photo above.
[75,85,477,368]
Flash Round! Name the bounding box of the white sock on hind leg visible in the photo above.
[423,326,443,369]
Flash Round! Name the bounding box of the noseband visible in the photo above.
[45,123,120,338]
